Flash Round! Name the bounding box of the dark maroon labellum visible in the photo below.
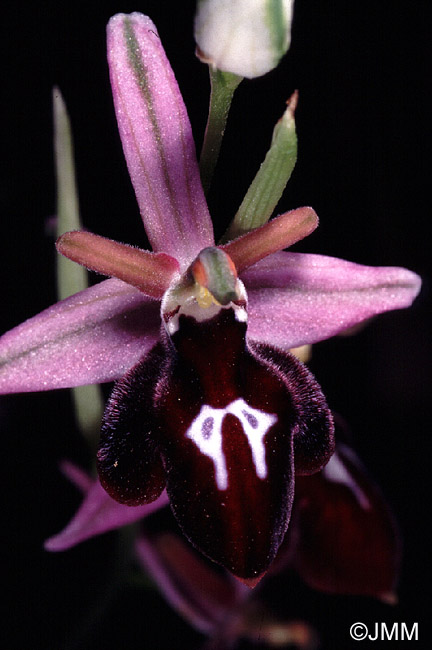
[97,304,334,581]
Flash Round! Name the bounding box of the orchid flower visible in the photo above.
[51,425,400,646]
[0,13,420,586]
[133,431,400,640]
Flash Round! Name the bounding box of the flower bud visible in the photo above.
[194,0,294,78]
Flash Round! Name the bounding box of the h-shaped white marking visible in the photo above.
[185,398,277,490]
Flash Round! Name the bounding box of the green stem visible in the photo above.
[199,67,242,194]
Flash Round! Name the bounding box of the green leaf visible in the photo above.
[53,87,88,301]
[223,92,298,241]
[53,88,104,448]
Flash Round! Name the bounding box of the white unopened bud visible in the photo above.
[194,0,294,78]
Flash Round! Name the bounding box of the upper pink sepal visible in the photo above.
[107,13,214,268]
[0,278,160,393]
[44,465,169,551]
[243,252,421,349]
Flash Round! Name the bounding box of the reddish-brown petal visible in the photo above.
[57,231,179,298]
[222,207,318,273]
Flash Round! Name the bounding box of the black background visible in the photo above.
[2,1,431,648]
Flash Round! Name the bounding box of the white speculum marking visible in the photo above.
[185,398,277,490]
